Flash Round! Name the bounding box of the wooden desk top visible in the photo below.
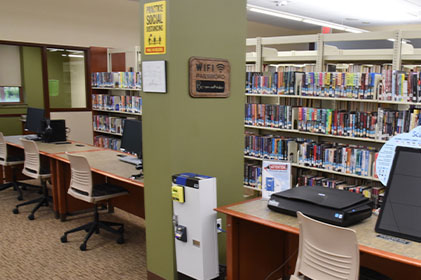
[216,198,421,268]
[5,135,143,187]
[5,135,101,155]
[52,150,144,187]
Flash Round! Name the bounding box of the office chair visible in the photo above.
[12,139,52,220]
[60,153,128,251]
[0,132,25,200]
[291,211,359,280]
[0,132,42,201]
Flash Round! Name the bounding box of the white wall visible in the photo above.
[50,111,93,144]
[0,0,140,49]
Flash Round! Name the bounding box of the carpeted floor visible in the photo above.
[0,180,147,280]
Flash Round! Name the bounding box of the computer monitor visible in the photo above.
[375,146,421,242]
[120,119,142,159]
[25,107,45,135]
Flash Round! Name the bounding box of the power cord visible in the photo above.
[264,249,298,280]
[216,224,226,233]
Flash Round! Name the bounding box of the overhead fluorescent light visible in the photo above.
[247,4,368,33]
[68,54,84,58]
[248,7,302,21]
[302,19,346,31]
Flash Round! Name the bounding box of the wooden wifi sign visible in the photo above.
[189,57,230,98]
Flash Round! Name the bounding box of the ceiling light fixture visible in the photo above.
[68,54,84,58]
[247,4,367,33]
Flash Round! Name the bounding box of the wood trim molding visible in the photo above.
[147,271,166,280]
[41,47,50,118]
[0,113,23,117]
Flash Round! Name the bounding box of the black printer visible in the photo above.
[268,186,372,227]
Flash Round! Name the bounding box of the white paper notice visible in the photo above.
[142,60,166,93]
[262,161,291,200]
[376,126,421,185]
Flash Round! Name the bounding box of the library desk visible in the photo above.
[215,198,421,280]
[4,136,144,221]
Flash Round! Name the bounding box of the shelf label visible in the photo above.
[144,1,166,55]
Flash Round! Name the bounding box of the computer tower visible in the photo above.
[43,119,66,143]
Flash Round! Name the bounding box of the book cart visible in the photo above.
[244,30,421,206]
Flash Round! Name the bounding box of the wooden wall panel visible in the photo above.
[89,46,107,72]
[111,53,126,72]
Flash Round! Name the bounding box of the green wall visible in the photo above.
[0,46,44,135]
[141,0,246,279]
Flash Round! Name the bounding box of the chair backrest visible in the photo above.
[20,138,41,179]
[67,153,93,198]
[293,211,359,280]
[0,132,7,166]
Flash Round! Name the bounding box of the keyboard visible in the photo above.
[119,156,142,166]
[24,135,42,141]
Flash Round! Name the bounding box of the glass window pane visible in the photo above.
[0,87,21,102]
[47,48,86,108]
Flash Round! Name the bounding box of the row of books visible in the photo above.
[94,135,121,151]
[92,94,142,114]
[246,70,421,103]
[296,108,378,139]
[298,142,378,178]
[245,104,293,129]
[244,163,262,190]
[246,71,381,99]
[377,108,421,140]
[91,72,141,89]
[93,115,125,135]
[245,104,421,140]
[296,174,385,208]
[244,133,298,162]
[379,70,421,102]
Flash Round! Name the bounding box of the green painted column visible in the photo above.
[140,0,246,279]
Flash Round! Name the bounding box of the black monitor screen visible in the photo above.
[120,119,142,159]
[375,146,421,242]
[25,107,45,134]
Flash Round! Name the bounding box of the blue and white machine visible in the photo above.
[171,173,219,280]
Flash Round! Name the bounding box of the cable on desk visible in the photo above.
[264,249,298,280]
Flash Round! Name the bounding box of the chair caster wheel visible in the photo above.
[17,196,23,201]
[117,237,125,244]
[60,236,67,243]
[28,214,35,220]
[80,243,87,251]
[12,208,19,214]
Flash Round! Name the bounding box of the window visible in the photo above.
[47,48,87,109]
[0,87,22,103]
[0,45,23,104]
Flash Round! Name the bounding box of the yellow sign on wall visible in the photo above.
[144,1,166,55]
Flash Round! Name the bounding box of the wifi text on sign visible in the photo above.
[144,1,166,55]
[189,57,230,98]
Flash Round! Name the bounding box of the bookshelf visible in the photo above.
[91,71,142,151]
[243,30,421,206]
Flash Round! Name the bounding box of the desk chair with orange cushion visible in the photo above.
[60,153,128,251]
